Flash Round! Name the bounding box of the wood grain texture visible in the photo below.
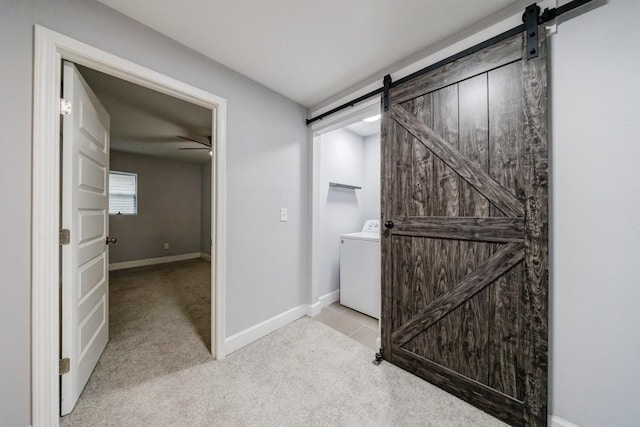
[428,84,460,369]
[391,217,524,243]
[391,104,524,218]
[396,94,434,216]
[433,85,460,217]
[488,60,526,399]
[381,30,548,425]
[393,242,525,347]
[391,34,523,105]
[521,26,549,426]
[458,74,491,385]
[381,105,394,359]
[392,346,524,426]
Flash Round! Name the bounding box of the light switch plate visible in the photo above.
[280,208,288,222]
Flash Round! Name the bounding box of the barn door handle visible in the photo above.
[106,236,118,245]
[384,221,394,229]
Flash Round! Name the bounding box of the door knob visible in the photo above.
[106,236,118,245]
[384,221,394,229]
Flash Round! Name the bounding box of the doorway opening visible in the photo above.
[59,61,216,416]
[32,26,227,426]
[309,98,382,351]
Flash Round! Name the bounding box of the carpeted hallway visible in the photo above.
[61,259,505,426]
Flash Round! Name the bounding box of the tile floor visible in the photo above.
[312,302,379,350]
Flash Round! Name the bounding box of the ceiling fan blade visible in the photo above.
[176,135,211,147]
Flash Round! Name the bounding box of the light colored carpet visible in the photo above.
[61,259,506,426]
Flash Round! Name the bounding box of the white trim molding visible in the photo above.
[225,305,308,354]
[200,252,212,262]
[227,291,342,353]
[32,25,227,426]
[550,415,581,427]
[319,289,340,307]
[306,301,322,317]
[306,290,340,317]
[108,253,202,271]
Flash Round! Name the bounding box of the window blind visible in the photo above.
[109,171,137,215]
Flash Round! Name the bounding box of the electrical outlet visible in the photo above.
[163,242,169,250]
[280,208,288,222]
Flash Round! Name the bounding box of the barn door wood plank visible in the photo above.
[393,242,525,347]
[521,26,549,426]
[457,74,491,383]
[391,34,523,105]
[391,216,524,243]
[391,104,524,218]
[488,60,526,399]
[429,84,460,369]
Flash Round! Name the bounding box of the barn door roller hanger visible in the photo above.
[307,0,595,123]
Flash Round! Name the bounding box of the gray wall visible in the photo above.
[318,129,380,297]
[201,160,212,256]
[549,0,640,425]
[109,151,202,264]
[0,1,308,425]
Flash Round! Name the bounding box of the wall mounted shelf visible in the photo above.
[329,182,362,190]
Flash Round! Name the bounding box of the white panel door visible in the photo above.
[61,61,111,416]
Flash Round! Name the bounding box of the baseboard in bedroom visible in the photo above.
[225,305,307,354]
[200,252,211,262]
[109,252,202,271]
[550,415,580,427]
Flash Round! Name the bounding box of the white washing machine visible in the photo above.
[339,219,380,319]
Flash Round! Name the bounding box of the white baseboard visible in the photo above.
[306,301,322,317]
[319,289,340,307]
[306,290,340,317]
[225,304,307,354]
[200,252,211,262]
[224,290,343,355]
[550,415,580,427]
[109,252,202,271]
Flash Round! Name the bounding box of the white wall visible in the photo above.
[549,0,640,425]
[319,129,364,297]
[0,1,308,425]
[361,133,381,221]
[318,129,380,297]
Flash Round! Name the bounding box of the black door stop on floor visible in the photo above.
[372,349,383,366]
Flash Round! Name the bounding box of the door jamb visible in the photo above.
[308,97,380,326]
[32,25,227,426]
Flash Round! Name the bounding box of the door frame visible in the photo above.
[32,25,227,425]
[308,97,380,323]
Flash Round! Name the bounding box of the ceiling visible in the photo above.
[77,65,212,163]
[344,119,381,138]
[97,0,521,107]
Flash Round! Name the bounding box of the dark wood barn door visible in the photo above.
[381,30,548,426]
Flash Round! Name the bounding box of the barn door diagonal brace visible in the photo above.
[523,3,541,59]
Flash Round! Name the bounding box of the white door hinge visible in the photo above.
[60,98,72,116]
